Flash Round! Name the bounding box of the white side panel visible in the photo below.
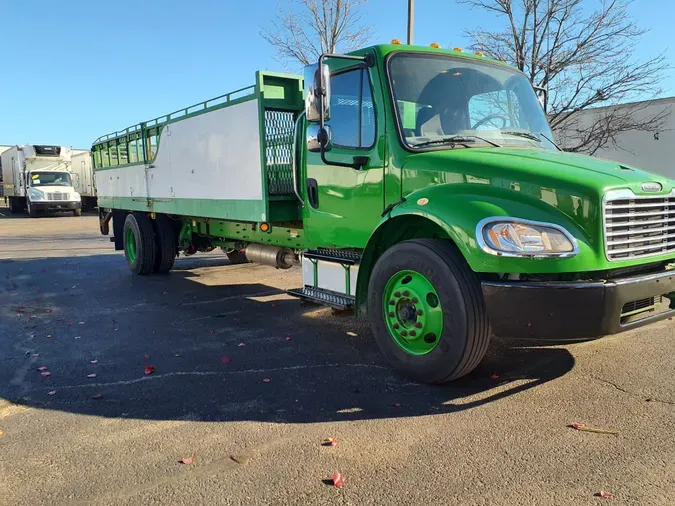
[95,166,148,199]
[147,99,263,201]
[301,256,359,297]
[70,152,94,197]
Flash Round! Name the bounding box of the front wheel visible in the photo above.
[368,239,491,384]
[73,208,82,217]
[27,201,37,218]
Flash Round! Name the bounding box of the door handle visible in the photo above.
[307,178,319,209]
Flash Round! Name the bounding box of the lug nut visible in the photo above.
[394,291,401,298]
[402,290,410,297]
[388,311,395,317]
[410,331,416,337]
[411,297,419,304]
[416,309,424,316]
[388,300,395,305]
[415,322,422,328]
[393,323,400,330]
[401,330,408,337]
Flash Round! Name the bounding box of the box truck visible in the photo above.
[71,150,97,210]
[1,145,82,217]
[93,43,675,383]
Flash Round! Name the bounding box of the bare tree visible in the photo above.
[261,0,373,69]
[460,0,670,154]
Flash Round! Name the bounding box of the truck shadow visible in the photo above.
[1,253,575,424]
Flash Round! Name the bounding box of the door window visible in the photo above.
[330,68,376,149]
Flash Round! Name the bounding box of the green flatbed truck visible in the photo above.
[93,43,675,383]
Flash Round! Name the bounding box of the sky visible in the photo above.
[0,0,673,149]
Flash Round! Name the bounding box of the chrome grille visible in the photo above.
[604,190,675,261]
[47,192,69,201]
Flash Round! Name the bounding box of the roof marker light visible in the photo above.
[475,51,484,56]
[391,39,402,45]
[453,47,464,52]
[430,43,441,48]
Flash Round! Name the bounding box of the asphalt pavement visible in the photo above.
[0,208,673,505]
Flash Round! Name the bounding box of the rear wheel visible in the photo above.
[152,215,177,273]
[123,213,156,275]
[368,239,491,384]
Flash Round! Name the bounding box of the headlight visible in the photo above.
[478,218,578,258]
[72,192,81,202]
[28,189,44,201]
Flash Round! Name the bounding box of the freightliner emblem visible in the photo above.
[641,182,663,192]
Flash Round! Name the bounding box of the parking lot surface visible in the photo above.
[1,209,673,505]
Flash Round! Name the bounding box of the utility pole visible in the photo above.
[407,0,414,45]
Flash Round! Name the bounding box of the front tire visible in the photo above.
[123,213,156,275]
[73,208,82,217]
[27,201,37,218]
[368,239,491,384]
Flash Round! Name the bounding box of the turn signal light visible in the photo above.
[260,223,270,232]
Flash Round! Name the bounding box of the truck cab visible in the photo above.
[93,44,675,384]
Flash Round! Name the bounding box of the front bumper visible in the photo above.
[482,269,675,339]
[32,201,81,212]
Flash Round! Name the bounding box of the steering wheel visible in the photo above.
[471,114,508,130]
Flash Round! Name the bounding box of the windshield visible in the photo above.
[388,53,555,150]
[30,172,72,187]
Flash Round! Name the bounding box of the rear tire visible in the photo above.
[152,215,177,273]
[123,213,156,275]
[225,249,249,265]
[367,239,491,384]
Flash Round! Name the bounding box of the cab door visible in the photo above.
[302,64,385,249]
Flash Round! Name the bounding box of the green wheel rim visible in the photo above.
[383,270,444,355]
[125,227,137,263]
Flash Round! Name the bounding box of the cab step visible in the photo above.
[287,286,355,310]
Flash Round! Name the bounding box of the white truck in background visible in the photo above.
[70,150,97,210]
[1,145,82,217]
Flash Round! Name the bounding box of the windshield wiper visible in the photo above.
[502,131,542,142]
[412,135,501,149]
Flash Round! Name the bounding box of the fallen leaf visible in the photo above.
[346,331,358,337]
[18,307,25,313]
[47,335,52,339]
[596,490,615,499]
[79,322,85,325]
[238,342,246,347]
[41,371,51,377]
[32,353,39,358]
[180,457,194,465]
[491,373,500,380]
[74,336,81,340]
[48,390,56,396]
[285,337,291,341]
[90,360,98,364]
[72,285,76,289]
[262,378,271,383]
[394,403,401,408]
[174,353,181,357]
[162,290,168,295]
[87,373,97,378]
[332,472,345,487]
[38,366,48,371]
[221,356,231,364]
[92,393,102,399]
[145,365,155,375]
[569,423,618,435]
[144,354,150,359]
[322,438,338,447]
[66,321,72,326]
[209,329,215,335]
[29,315,36,320]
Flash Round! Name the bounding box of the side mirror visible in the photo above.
[307,124,332,153]
[304,64,331,122]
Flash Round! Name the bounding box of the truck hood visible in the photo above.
[31,185,77,193]
[401,147,674,196]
